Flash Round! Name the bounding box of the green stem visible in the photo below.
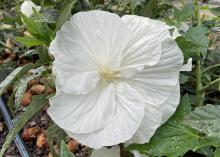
[194,0,204,106]
[202,64,220,73]
[201,78,220,91]
[120,144,130,157]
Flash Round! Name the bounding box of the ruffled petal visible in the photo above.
[119,15,168,77]
[127,82,180,144]
[161,82,180,124]
[61,71,100,95]
[50,10,130,70]
[66,82,145,148]
[127,103,163,144]
[128,31,183,106]
[48,82,116,134]
[91,146,120,157]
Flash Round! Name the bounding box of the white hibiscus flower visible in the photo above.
[48,10,185,149]
[20,0,40,17]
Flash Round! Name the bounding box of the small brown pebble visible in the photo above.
[39,77,48,84]
[67,139,79,153]
[45,87,55,94]
[28,79,39,88]
[36,132,48,148]
[22,127,41,141]
[48,152,53,157]
[31,84,45,94]
[21,92,32,106]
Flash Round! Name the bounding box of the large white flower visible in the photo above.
[20,0,40,17]
[48,10,184,149]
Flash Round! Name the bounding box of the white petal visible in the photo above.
[169,26,181,39]
[50,10,130,70]
[48,82,116,134]
[66,82,145,148]
[127,83,180,144]
[61,71,100,95]
[161,82,180,124]
[129,33,183,106]
[52,52,100,95]
[20,0,40,17]
[120,15,163,77]
[180,58,192,72]
[91,146,120,157]
[127,104,163,144]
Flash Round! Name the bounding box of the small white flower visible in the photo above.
[20,0,40,17]
[48,10,184,149]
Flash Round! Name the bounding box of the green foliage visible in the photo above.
[56,0,77,31]
[184,105,220,138]
[176,26,209,59]
[211,7,220,16]
[174,3,194,22]
[0,62,15,83]
[127,95,220,157]
[20,13,52,45]
[60,140,76,157]
[0,94,48,157]
[36,46,52,65]
[15,36,47,47]
[214,148,220,157]
[47,123,67,157]
[0,67,23,96]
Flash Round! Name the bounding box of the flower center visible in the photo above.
[99,68,120,80]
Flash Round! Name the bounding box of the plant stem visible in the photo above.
[201,78,220,91]
[202,64,220,73]
[194,0,204,106]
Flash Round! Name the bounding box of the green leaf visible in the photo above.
[0,95,48,157]
[16,36,46,47]
[214,148,220,157]
[211,7,220,16]
[47,123,66,157]
[130,0,145,10]
[21,13,51,44]
[0,67,23,96]
[174,3,194,22]
[127,95,217,157]
[47,123,60,157]
[0,63,39,96]
[56,0,77,31]
[14,66,46,110]
[184,105,220,138]
[0,62,15,83]
[176,26,209,59]
[142,0,159,18]
[60,140,75,157]
[36,46,52,65]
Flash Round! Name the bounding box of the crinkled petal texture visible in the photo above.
[48,10,184,149]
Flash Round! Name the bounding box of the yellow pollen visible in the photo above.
[99,68,119,80]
